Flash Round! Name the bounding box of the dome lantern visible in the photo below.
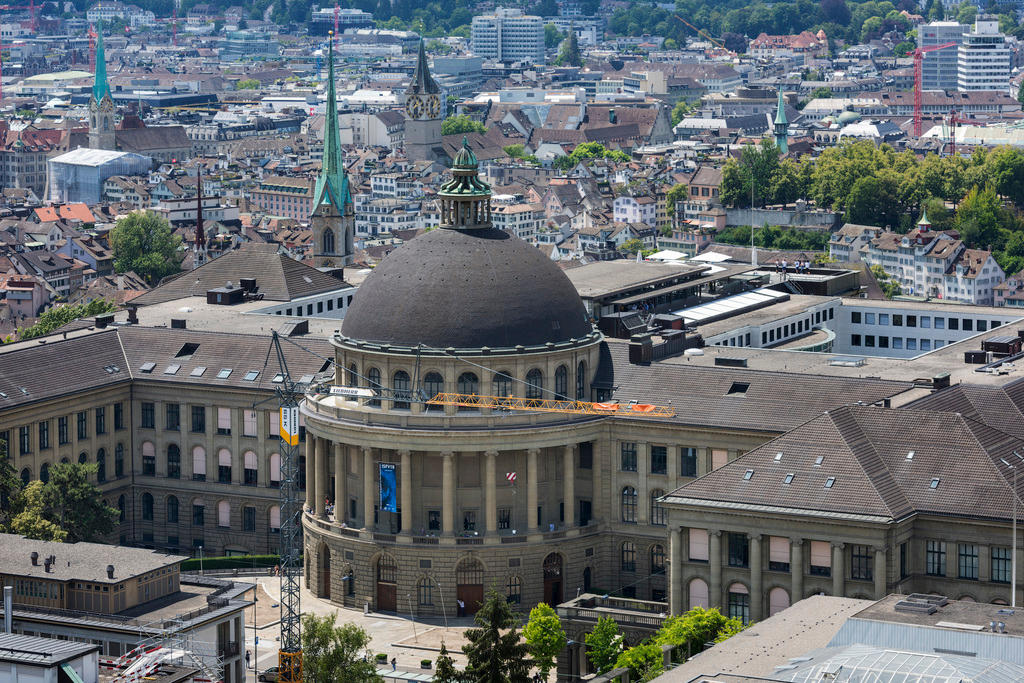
[438,136,491,229]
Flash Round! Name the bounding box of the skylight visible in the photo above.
[139,362,156,373]
[217,368,232,379]
[906,451,915,460]
[164,364,181,375]
[743,469,753,480]
[272,373,284,383]
[727,381,750,396]
[175,342,200,358]
[191,367,207,377]
[930,478,940,489]
[784,473,794,484]
[825,477,835,488]
[814,456,824,467]
[243,371,259,382]
[774,452,783,462]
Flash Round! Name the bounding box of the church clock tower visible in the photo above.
[404,39,443,163]
[311,34,355,268]
[89,30,116,151]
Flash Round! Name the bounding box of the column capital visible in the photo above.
[397,449,411,457]
[748,532,762,542]
[440,450,454,459]
[362,446,373,456]
[790,538,803,547]
[484,450,499,458]
[527,447,541,455]
[709,529,722,538]
[873,546,886,555]
[832,542,846,551]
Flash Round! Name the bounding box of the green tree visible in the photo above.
[301,613,380,683]
[955,184,1005,250]
[544,23,564,48]
[462,590,532,683]
[670,99,693,126]
[504,144,527,159]
[523,603,566,680]
[441,114,486,136]
[985,147,1024,207]
[665,183,688,219]
[434,642,462,683]
[1018,80,1024,107]
[236,78,260,90]
[554,28,582,66]
[614,643,664,682]
[109,211,183,285]
[38,463,117,543]
[11,481,67,542]
[618,238,645,254]
[654,607,745,660]
[720,140,781,208]
[956,0,976,24]
[585,616,622,675]
[17,298,117,341]
[893,40,914,57]
[809,86,833,99]
[0,440,21,531]
[845,173,902,229]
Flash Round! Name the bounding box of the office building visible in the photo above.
[917,21,966,92]
[958,15,1011,93]
[471,8,545,64]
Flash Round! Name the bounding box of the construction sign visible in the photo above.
[280,405,300,446]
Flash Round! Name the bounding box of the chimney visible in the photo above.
[106,565,115,579]
[127,305,139,325]
[43,557,51,573]
[3,586,11,634]
[117,275,124,291]
[30,551,38,566]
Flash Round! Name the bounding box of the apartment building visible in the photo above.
[491,194,544,243]
[918,21,966,91]
[471,8,545,64]
[958,15,1011,93]
[250,177,315,221]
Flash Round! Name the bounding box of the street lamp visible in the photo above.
[430,575,448,631]
[199,545,204,575]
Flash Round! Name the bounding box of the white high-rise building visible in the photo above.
[471,7,545,64]
[917,21,966,92]
[957,15,1011,93]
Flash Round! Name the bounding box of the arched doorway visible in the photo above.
[318,543,331,599]
[456,557,484,616]
[376,554,397,612]
[543,553,563,606]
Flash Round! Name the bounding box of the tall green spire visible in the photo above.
[92,29,112,103]
[774,88,788,154]
[311,35,351,216]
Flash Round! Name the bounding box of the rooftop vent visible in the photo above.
[106,565,114,579]
[171,319,187,329]
[30,551,38,565]
[716,357,749,369]
[95,313,115,329]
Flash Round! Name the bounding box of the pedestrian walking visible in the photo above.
[245,650,251,669]
[391,658,397,671]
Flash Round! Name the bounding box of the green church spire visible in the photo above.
[92,29,112,103]
[774,88,788,154]
[311,34,351,216]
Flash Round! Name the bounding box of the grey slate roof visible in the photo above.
[0,533,188,583]
[0,633,99,666]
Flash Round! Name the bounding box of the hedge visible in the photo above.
[180,554,286,571]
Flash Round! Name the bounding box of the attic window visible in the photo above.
[774,452,783,462]
[743,469,753,480]
[18,387,28,396]
[727,382,750,396]
[175,342,200,358]
[272,373,284,383]
[217,368,232,379]
[164,364,181,375]
[825,477,835,488]
[243,371,259,382]
[303,276,313,284]
[139,362,156,373]
[191,366,206,377]
[299,374,314,385]
[906,451,915,460]
[0,392,6,398]
[784,473,795,485]
[930,478,940,489]
[814,456,824,467]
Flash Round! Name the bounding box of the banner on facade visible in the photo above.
[379,462,397,513]
[280,406,300,446]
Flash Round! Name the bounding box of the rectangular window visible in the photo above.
[893,314,903,326]
[900,542,908,579]
[920,316,931,328]
[728,532,749,568]
[191,406,205,433]
[498,508,511,530]
[992,547,1012,583]
[864,313,875,325]
[711,449,728,470]
[865,335,875,347]
[192,504,204,526]
[934,317,945,330]
[852,334,862,346]
[907,315,917,327]
[809,540,831,577]
[948,317,959,330]
[689,528,709,561]
[620,442,637,472]
[851,311,862,323]
[141,403,155,429]
[727,590,749,624]
[243,507,256,532]
[166,404,180,431]
[58,416,69,445]
[269,412,280,438]
[769,536,790,572]
[879,314,889,325]
[578,442,592,469]
[879,336,889,348]
[38,421,49,450]
[19,426,31,455]
[851,545,873,581]
[77,411,88,440]
[926,540,946,576]
[114,402,124,430]
[958,543,979,580]
[243,410,258,437]
[962,318,972,331]
[921,339,931,351]
[907,338,917,350]
[95,407,105,435]
[678,447,697,477]
[977,319,988,332]
[893,337,903,349]
[650,445,667,474]
[216,407,231,435]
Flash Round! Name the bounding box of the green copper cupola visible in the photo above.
[774,88,788,154]
[438,137,492,228]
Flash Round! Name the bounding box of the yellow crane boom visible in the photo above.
[425,393,676,418]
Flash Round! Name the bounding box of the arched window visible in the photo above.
[689,578,709,609]
[244,451,258,486]
[417,577,433,606]
[117,494,126,523]
[621,542,636,572]
[167,444,181,479]
[347,364,358,387]
[555,365,568,397]
[270,453,281,488]
[270,505,281,532]
[493,371,513,397]
[456,557,484,585]
[20,468,30,486]
[78,452,87,465]
[217,500,230,528]
[650,544,665,574]
[576,361,586,400]
[768,587,790,616]
[141,492,154,521]
[650,489,666,526]
[507,575,522,604]
[526,369,543,399]
[167,495,179,524]
[424,372,444,411]
[367,367,381,407]
[322,228,335,254]
[142,441,155,476]
[96,448,106,483]
[377,554,398,583]
[192,446,206,481]
[115,443,125,478]
[40,463,49,484]
[393,371,411,410]
[218,448,232,483]
[727,583,750,624]
[457,372,479,395]
[60,457,69,464]
[621,486,637,523]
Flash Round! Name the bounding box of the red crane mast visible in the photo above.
[912,41,957,137]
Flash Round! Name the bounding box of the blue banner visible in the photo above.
[379,463,397,513]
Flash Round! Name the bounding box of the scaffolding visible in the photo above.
[424,393,676,417]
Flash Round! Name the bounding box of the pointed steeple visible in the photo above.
[409,38,440,95]
[92,30,112,103]
[311,33,351,216]
[774,88,787,126]
[774,88,788,154]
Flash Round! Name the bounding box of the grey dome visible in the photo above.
[341,227,594,349]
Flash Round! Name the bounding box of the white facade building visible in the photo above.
[471,8,545,64]
[957,15,1011,93]
[491,194,544,243]
[613,195,658,228]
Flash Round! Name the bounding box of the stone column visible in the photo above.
[334,443,346,524]
[709,530,722,609]
[670,527,683,615]
[791,539,804,603]
[832,543,845,597]
[362,447,374,529]
[441,451,455,535]
[527,448,539,532]
[697,446,709,477]
[304,435,315,510]
[485,450,498,534]
[979,544,991,583]
[563,445,575,528]
[315,437,327,518]
[749,534,763,622]
[400,449,412,534]
[874,547,887,599]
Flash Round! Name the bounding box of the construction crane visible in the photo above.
[912,41,957,137]
[423,393,676,417]
[88,24,96,75]
[0,0,36,32]
[946,107,966,155]
[671,14,729,53]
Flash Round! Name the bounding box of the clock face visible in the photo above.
[407,95,423,119]
[426,94,441,119]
